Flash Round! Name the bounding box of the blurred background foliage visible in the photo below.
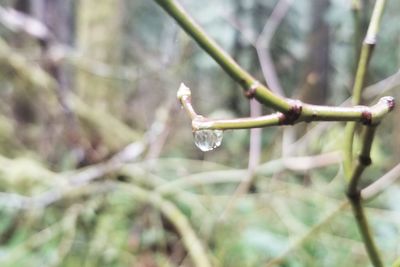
[0,0,398,266]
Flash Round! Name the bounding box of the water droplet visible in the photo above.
[193,130,223,152]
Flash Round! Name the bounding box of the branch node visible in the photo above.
[359,155,372,166]
[364,35,377,46]
[346,189,361,201]
[279,99,303,125]
[244,81,260,99]
[361,109,372,125]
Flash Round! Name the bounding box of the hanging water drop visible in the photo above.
[193,130,223,152]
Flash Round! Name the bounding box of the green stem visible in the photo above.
[344,122,357,178]
[348,194,383,267]
[351,0,362,58]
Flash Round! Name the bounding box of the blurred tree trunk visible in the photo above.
[299,0,331,105]
[76,0,123,112]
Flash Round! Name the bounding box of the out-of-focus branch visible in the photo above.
[0,179,211,267]
[0,149,342,259]
[265,201,349,267]
[218,98,262,221]
[255,0,293,96]
[118,183,211,267]
[363,70,400,99]
[0,140,145,209]
[361,163,400,200]
[155,152,342,195]
[0,6,51,40]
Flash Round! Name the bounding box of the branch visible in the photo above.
[346,124,383,267]
[348,193,383,267]
[178,83,394,130]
